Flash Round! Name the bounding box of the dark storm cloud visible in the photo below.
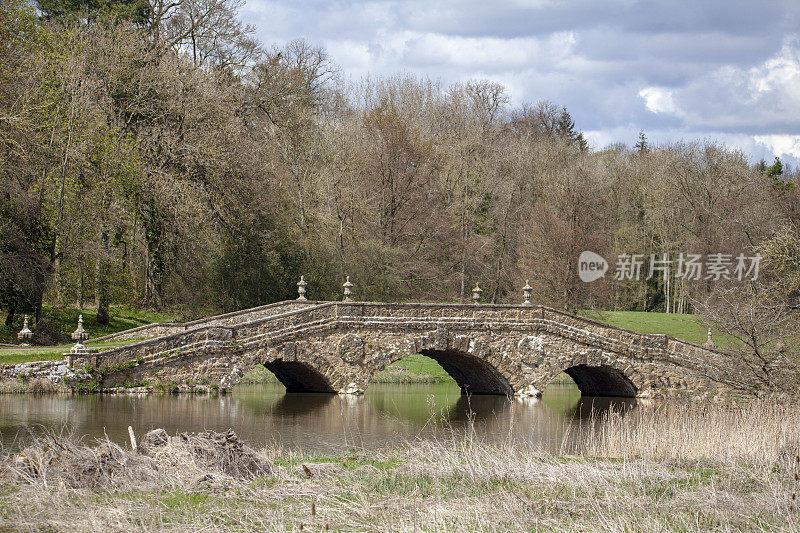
[398,0,796,39]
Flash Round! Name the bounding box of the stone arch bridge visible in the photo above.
[79,300,730,398]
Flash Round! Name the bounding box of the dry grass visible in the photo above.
[0,378,70,395]
[576,397,800,463]
[0,399,799,531]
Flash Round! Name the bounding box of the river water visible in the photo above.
[0,383,635,453]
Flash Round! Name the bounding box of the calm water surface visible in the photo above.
[0,383,635,453]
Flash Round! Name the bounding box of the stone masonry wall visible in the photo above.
[0,358,79,384]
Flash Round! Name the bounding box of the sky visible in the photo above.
[240,0,800,166]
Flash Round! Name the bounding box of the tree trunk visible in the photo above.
[53,254,63,306]
[76,263,83,309]
[96,272,109,326]
[94,259,101,310]
[96,231,110,326]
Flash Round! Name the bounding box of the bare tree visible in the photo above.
[696,283,799,395]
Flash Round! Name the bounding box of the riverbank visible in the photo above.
[1,398,797,531]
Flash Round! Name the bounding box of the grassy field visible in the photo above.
[582,310,731,346]
[0,305,177,346]
[1,398,797,531]
[376,353,453,383]
[0,339,143,366]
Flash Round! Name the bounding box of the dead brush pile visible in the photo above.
[0,428,274,491]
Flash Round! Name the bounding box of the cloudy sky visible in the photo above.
[240,0,800,166]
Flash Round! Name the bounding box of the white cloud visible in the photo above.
[643,37,800,131]
[753,135,800,160]
[638,86,679,115]
[400,32,576,70]
[751,41,800,94]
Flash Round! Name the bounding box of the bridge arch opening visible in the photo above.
[554,365,638,398]
[416,349,514,395]
[260,360,335,393]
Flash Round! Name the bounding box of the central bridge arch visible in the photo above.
[416,349,514,395]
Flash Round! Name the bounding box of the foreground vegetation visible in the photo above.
[0,398,797,531]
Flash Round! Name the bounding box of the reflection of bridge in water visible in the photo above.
[0,383,637,453]
[84,298,730,398]
[229,383,636,452]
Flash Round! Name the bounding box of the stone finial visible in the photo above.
[297,275,307,301]
[703,328,716,349]
[72,314,89,341]
[17,315,33,344]
[343,276,353,302]
[69,314,90,355]
[472,282,482,304]
[522,279,533,306]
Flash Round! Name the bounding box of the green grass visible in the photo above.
[581,310,734,346]
[272,453,401,471]
[378,353,452,382]
[0,339,143,366]
[240,364,279,384]
[0,305,178,346]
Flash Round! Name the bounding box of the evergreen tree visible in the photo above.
[766,157,795,191]
[634,131,649,154]
[556,107,588,151]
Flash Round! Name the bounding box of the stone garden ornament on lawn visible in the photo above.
[17,315,33,345]
[70,315,90,355]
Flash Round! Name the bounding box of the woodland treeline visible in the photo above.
[2,0,800,344]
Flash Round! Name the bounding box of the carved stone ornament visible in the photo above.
[338,333,365,363]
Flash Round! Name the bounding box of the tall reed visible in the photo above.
[576,397,800,463]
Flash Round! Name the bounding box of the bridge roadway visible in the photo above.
[78,300,730,398]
